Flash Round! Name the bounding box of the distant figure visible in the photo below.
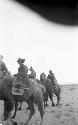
[47,70,58,87]
[0,55,10,79]
[40,72,46,83]
[29,66,36,79]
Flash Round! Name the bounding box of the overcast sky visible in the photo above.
[0,0,78,84]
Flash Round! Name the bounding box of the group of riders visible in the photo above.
[0,55,60,125]
[0,54,58,94]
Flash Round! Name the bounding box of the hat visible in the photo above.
[17,58,25,64]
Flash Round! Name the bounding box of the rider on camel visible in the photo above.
[28,66,36,79]
[47,70,58,88]
[17,57,30,87]
[0,55,10,79]
[40,72,46,83]
[17,58,34,110]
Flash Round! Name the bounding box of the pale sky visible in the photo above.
[0,0,78,84]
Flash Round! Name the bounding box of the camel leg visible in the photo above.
[43,92,48,108]
[51,97,55,107]
[35,91,44,125]
[26,101,30,110]
[43,96,46,108]
[56,98,60,106]
[44,99,48,108]
[4,101,10,120]
[45,94,48,107]
[24,97,35,125]
[11,101,18,119]
[46,101,48,107]
[8,119,18,125]
[45,95,48,107]
[17,102,22,110]
[4,97,14,120]
[37,100,44,125]
[24,110,34,125]
[56,89,61,106]
[44,100,46,108]
[49,92,55,107]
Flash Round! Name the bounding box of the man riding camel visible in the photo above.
[47,70,58,88]
[17,58,28,75]
[17,57,30,87]
[17,58,36,110]
[28,66,36,79]
[0,55,10,79]
[40,73,46,83]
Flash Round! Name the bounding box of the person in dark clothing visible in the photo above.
[0,55,10,79]
[17,57,30,109]
[17,57,29,87]
[47,70,58,87]
[17,58,28,75]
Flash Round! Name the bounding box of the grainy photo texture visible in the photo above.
[0,0,78,125]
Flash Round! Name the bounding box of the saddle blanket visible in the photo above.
[12,86,30,95]
[12,86,24,95]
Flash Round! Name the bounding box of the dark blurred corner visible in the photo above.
[13,0,77,26]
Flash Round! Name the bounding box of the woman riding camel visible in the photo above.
[0,55,10,79]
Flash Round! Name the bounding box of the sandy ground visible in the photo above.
[13,84,78,125]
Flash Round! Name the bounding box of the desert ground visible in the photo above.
[12,84,78,125]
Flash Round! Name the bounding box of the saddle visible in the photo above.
[12,85,24,95]
[12,82,30,96]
